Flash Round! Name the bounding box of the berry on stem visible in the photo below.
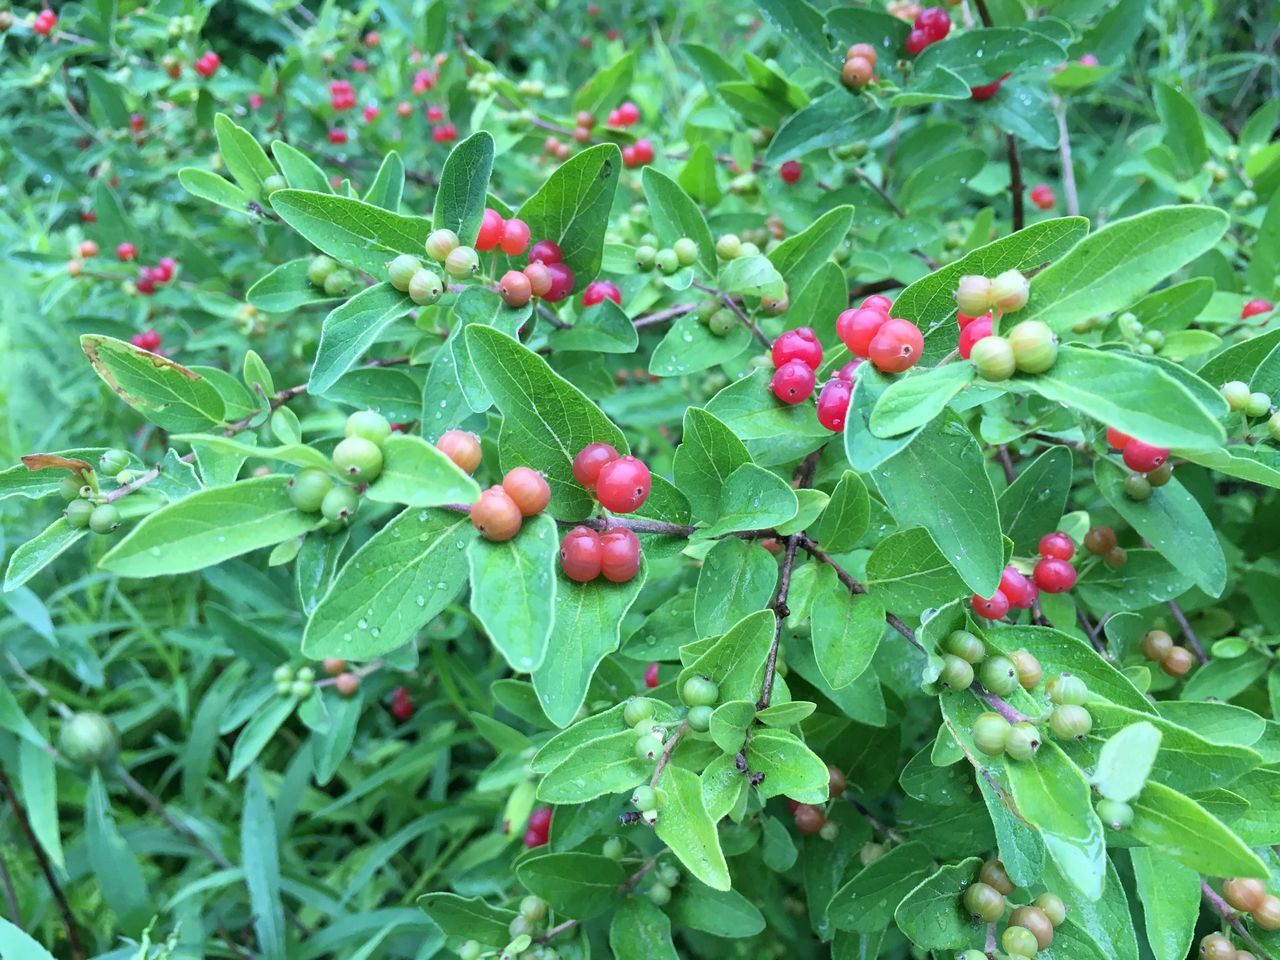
[772,327,823,370]
[868,318,923,373]
[972,711,1011,755]
[999,565,1036,609]
[971,590,1010,619]
[779,160,802,184]
[475,208,505,251]
[644,662,660,688]
[1034,556,1076,593]
[836,307,888,358]
[1029,184,1056,210]
[1242,298,1273,320]
[560,527,603,582]
[770,359,817,404]
[1039,531,1074,560]
[600,528,642,583]
[573,442,620,489]
[499,269,532,308]
[436,429,482,473]
[816,379,853,432]
[963,881,1006,921]
[501,467,550,516]
[958,315,993,360]
[332,436,383,481]
[471,486,523,541]
[1122,439,1170,473]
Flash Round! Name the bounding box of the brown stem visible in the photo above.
[997,445,1016,485]
[757,532,801,711]
[691,281,772,348]
[845,795,904,844]
[1202,882,1273,959]
[633,302,697,329]
[1007,135,1025,232]
[650,723,688,788]
[1167,600,1209,664]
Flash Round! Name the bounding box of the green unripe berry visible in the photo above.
[272,664,293,683]
[458,942,482,960]
[445,245,480,278]
[1007,320,1058,374]
[296,666,315,683]
[1001,925,1040,957]
[602,836,624,860]
[99,448,130,476]
[1096,797,1134,830]
[290,679,312,698]
[818,821,839,841]
[761,293,788,316]
[1146,462,1173,487]
[424,228,460,261]
[262,173,287,196]
[635,244,657,271]
[115,470,135,485]
[508,915,533,939]
[623,698,655,727]
[958,952,988,960]
[971,335,1016,381]
[59,474,85,501]
[408,269,444,305]
[696,298,719,323]
[66,499,95,528]
[1034,892,1067,927]
[681,675,719,707]
[991,269,1030,313]
[859,841,886,866]
[657,863,680,886]
[1246,391,1272,418]
[944,630,986,664]
[655,248,680,276]
[939,654,974,690]
[980,656,1018,696]
[332,435,383,481]
[635,734,663,762]
[323,269,355,297]
[631,785,658,811]
[739,241,761,257]
[89,504,121,534]
[276,680,295,696]
[1124,474,1152,500]
[708,309,736,336]
[962,881,1006,921]
[1005,722,1041,761]
[1270,411,1280,442]
[716,234,742,260]
[387,254,422,292]
[321,485,360,525]
[345,409,392,445]
[648,882,671,905]
[1049,703,1092,740]
[972,711,1012,756]
[59,712,119,767]
[307,255,338,287]
[287,469,335,512]
[673,237,698,266]
[686,705,713,731]
[1047,673,1088,706]
[520,895,548,922]
[1116,312,1143,338]
[955,275,994,315]
[1221,380,1251,410]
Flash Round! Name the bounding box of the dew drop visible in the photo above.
[357,618,369,629]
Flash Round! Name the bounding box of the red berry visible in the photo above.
[622,146,638,167]
[817,379,853,432]
[499,270,532,308]
[524,262,553,298]
[560,526,603,582]
[471,487,523,541]
[136,270,157,295]
[970,72,1010,101]
[1030,184,1056,210]
[972,590,1010,619]
[1122,439,1170,474]
[772,327,824,370]
[154,256,177,282]
[117,242,137,261]
[362,104,380,122]
[1106,426,1132,449]
[616,101,640,125]
[596,456,651,513]
[33,10,56,34]
[838,359,863,382]
[600,528,642,583]
[1038,532,1075,560]
[194,52,220,77]
[523,828,546,847]
[779,160,803,184]
[861,295,893,313]
[1033,557,1076,593]
[956,311,990,331]
[868,318,924,373]
[644,662,660,688]
[528,806,552,833]
[582,280,622,307]
[129,113,145,133]
[1079,53,1099,66]
[958,316,993,359]
[836,307,888,358]
[999,565,1037,609]
[131,330,162,351]
[476,208,505,251]
[426,104,444,122]
[915,7,951,41]
[329,128,348,144]
[500,218,531,256]
[1242,298,1273,320]
[770,359,817,404]
[572,442,620,489]
[543,262,575,302]
[633,139,655,164]
[906,28,930,54]
[350,58,368,74]
[529,240,563,265]
[390,685,414,720]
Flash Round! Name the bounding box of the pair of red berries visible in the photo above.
[779,160,803,184]
[1242,299,1273,320]
[498,240,577,308]
[958,310,994,359]
[572,443,652,513]
[906,7,950,54]
[607,101,641,126]
[131,330,163,352]
[970,72,1010,101]
[524,806,552,847]
[770,327,824,405]
[33,8,57,35]
[476,208,532,256]
[622,139,656,169]
[972,533,1077,619]
[1105,427,1170,474]
[1029,184,1056,210]
[582,280,622,308]
[835,295,924,373]
[137,257,178,296]
[470,468,553,542]
[972,564,1037,619]
[560,526,641,583]
[390,685,414,720]
[329,79,356,111]
[194,51,221,78]
[432,122,458,144]
[412,69,437,94]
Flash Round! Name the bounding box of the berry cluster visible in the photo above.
[1105,427,1172,500]
[841,42,877,91]
[607,101,641,127]
[635,235,700,276]
[713,233,764,261]
[33,8,57,35]
[1199,933,1259,960]
[1029,184,1056,210]
[961,861,1067,957]
[1082,523,1127,569]
[470,466,552,542]
[1242,298,1274,321]
[956,269,1031,317]
[1221,379,1280,441]
[496,895,560,948]
[769,327,823,404]
[271,664,315,699]
[972,671,1091,757]
[788,765,846,840]
[136,256,178,296]
[497,239,577,307]
[1220,877,1280,936]
[560,526,640,583]
[475,207,532,256]
[621,139,656,169]
[837,294,925,373]
[972,532,1075,618]
[194,51,221,78]
[287,410,394,527]
[321,658,360,697]
[906,7,951,54]
[329,79,356,111]
[431,120,458,144]
[1138,628,1195,678]
[60,451,132,536]
[942,628,1041,696]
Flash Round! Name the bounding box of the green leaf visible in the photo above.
[914,27,1065,85]
[610,896,679,960]
[468,513,557,672]
[432,133,495,243]
[247,258,338,312]
[19,736,63,868]
[869,363,976,437]
[516,143,622,282]
[978,774,1045,887]
[811,565,884,689]
[0,917,57,960]
[242,768,286,960]
[227,694,294,780]
[271,140,331,192]
[767,205,854,295]
[642,168,717,278]
[214,113,277,201]
[1153,81,1208,173]
[364,150,405,211]
[810,471,870,553]
[5,519,88,591]
[765,89,891,163]
[309,284,416,395]
[1020,206,1229,332]
[417,893,516,947]
[1130,849,1201,960]
[466,326,626,520]
[550,299,639,354]
[998,447,1072,554]
[866,527,967,616]
[537,729,651,803]
[1127,780,1267,878]
[890,66,972,107]
[366,434,481,508]
[745,727,830,803]
[899,149,987,213]
[100,476,324,578]
[81,334,225,431]
[693,538,777,639]
[1075,548,1195,611]
[573,50,637,115]
[169,434,332,471]
[302,508,474,660]
[876,414,1004,596]
[705,369,830,466]
[756,0,833,65]
[893,857,982,951]
[672,407,752,520]
[270,189,432,276]
[986,624,1153,714]
[179,167,249,211]
[677,609,776,704]
[845,366,928,472]
[1094,458,1225,596]
[1092,721,1161,803]
[679,143,722,207]
[86,772,151,932]
[700,463,798,537]
[827,842,935,932]
[719,255,786,300]
[655,766,731,890]
[516,852,626,919]
[649,313,752,378]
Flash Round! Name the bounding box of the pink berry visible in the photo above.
[868,318,924,373]
[600,528,642,583]
[770,359,817,404]
[958,316,993,360]
[596,456,651,514]
[906,28,929,54]
[1122,439,1170,473]
[426,105,444,122]
[771,327,824,370]
[582,280,622,307]
[543,262,575,303]
[1033,557,1076,593]
[117,242,137,261]
[1030,184,1056,210]
[329,128,348,144]
[1079,54,1099,66]
[970,73,1010,101]
[999,565,1037,609]
[572,443,620,489]
[644,662,660,688]
[136,271,157,296]
[1038,532,1074,560]
[779,160,803,184]
[838,359,862,382]
[499,218,531,256]
[972,590,1010,619]
[616,101,640,125]
[915,7,951,41]
[956,311,988,331]
[560,527,603,582]
[836,307,888,358]
[155,257,177,282]
[861,295,893,313]
[633,139,655,164]
[475,208,505,251]
[529,239,563,265]
[362,105,380,122]
[1242,298,1273,320]
[817,379,853,432]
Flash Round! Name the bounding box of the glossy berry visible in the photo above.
[861,294,893,313]
[1049,703,1092,739]
[1161,646,1194,677]
[979,859,1015,895]
[332,436,383,481]
[963,881,1006,921]
[793,804,826,835]
[1097,797,1134,831]
[600,528,642,583]
[940,654,974,691]
[1223,878,1267,913]
[500,218,531,256]
[644,662,660,688]
[131,329,162,351]
[1124,474,1152,500]
[836,307,888,358]
[991,268,1031,312]
[1256,896,1280,931]
[502,467,550,516]
[905,27,929,54]
[972,711,1011,755]
[1140,629,1173,661]
[88,504,120,534]
[345,410,391,445]
[475,208,505,251]
[582,280,622,307]
[1242,298,1273,320]
[971,336,1016,381]
[543,262,576,302]
[499,269,532,308]
[560,526,603,582]
[1008,320,1058,373]
[436,430,482,473]
[624,698,654,727]
[1030,184,1056,210]
[33,9,57,34]
[915,7,951,40]
[842,56,874,90]
[682,675,719,707]
[471,486,523,541]
[673,237,699,266]
[1038,531,1074,560]
[1106,426,1132,449]
[816,379,853,432]
[323,269,355,297]
[1012,650,1043,689]
[772,327,823,370]
[1002,925,1040,958]
[1083,526,1116,555]
[944,630,985,664]
[1122,438,1170,473]
[99,449,129,475]
[771,359,817,404]
[980,655,1018,696]
[445,245,479,277]
[635,734,663,762]
[779,160,802,184]
[1035,892,1067,927]
[955,275,993,315]
[868,318,923,373]
[424,228,460,261]
[971,590,1009,620]
[1199,933,1238,960]
[999,566,1037,609]
[321,484,358,525]
[524,262,553,298]
[958,315,993,360]
[117,242,138,261]
[838,359,862,381]
[58,712,117,766]
[529,239,563,265]
[287,469,335,513]
[1005,722,1041,761]
[308,255,337,287]
[597,456,651,513]
[1033,557,1076,593]
[970,72,1010,100]
[573,442,620,489]
[616,101,640,125]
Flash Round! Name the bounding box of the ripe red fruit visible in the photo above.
[525,807,552,847]
[600,528,642,583]
[616,101,640,125]
[362,105,380,123]
[543,262,576,303]
[1122,439,1170,473]
[596,456,651,513]
[1242,298,1273,320]
[129,113,145,133]
[500,218,531,256]
[476,208,505,251]
[861,295,893,313]
[633,139,655,164]
[916,7,951,40]
[771,359,817,404]
[817,379,853,432]
[131,330,162,351]
[958,315,993,359]
[524,262,553,298]
[432,122,458,143]
[972,590,1010,619]
[644,662,660,688]
[970,72,1010,101]
[33,9,57,34]
[560,527,603,582]
[194,52,221,78]
[350,58,368,74]
[622,146,638,168]
[117,242,137,261]
[582,280,622,307]
[471,486,523,541]
[390,686,413,720]
[1030,184,1056,210]
[572,443,620,489]
[437,429,482,473]
[1038,532,1075,560]
[154,257,177,282]
[1106,426,1132,449]
[868,318,924,373]
[905,28,929,54]
[999,565,1037,609]
[836,307,888,357]
[779,160,803,184]
[1033,557,1077,593]
[499,270,532,308]
[772,327,824,370]
[529,239,563,265]
[838,359,862,382]
[426,104,444,122]
[136,270,157,296]
[957,311,990,331]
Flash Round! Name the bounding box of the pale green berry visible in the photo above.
[1245,391,1272,419]
[1096,797,1134,830]
[1005,722,1041,761]
[635,245,656,271]
[686,705,712,731]
[716,234,742,259]
[331,436,383,481]
[672,237,698,266]
[387,254,422,292]
[1221,380,1251,410]
[991,269,1030,312]
[287,469,335,513]
[655,248,680,275]
[65,499,95,528]
[623,698,654,727]
[345,409,392,444]
[323,270,354,297]
[408,269,444,305]
[972,711,1011,756]
[321,485,360,525]
[971,336,1016,381]
[445,245,480,278]
[89,504,120,534]
[1007,320,1058,374]
[424,228,460,261]
[307,255,337,286]
[955,275,994,315]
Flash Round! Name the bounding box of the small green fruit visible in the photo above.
[65,499,95,528]
[332,436,384,481]
[99,448,130,475]
[262,173,287,196]
[991,268,1030,313]
[408,269,444,305]
[760,293,788,316]
[272,664,294,683]
[323,269,354,297]
[623,697,655,727]
[635,734,664,762]
[971,335,1016,380]
[508,916,533,939]
[345,409,392,445]
[1245,391,1272,419]
[1048,703,1092,740]
[89,504,121,534]
[1005,722,1041,761]
[289,679,312,698]
[1270,410,1280,442]
[1007,320,1058,373]
[955,274,994,315]
[739,241,761,257]
[445,245,479,278]
[979,655,1018,696]
[635,244,657,271]
[962,881,1006,921]
[944,630,986,664]
[458,941,482,960]
[287,469,335,513]
[672,237,698,266]
[715,234,742,260]
[307,255,337,287]
[1034,892,1067,926]
[424,228,460,261]
[387,254,422,292]
[296,666,315,683]
[59,474,85,501]
[631,785,658,811]
[686,704,713,732]
[655,248,680,275]
[972,711,1011,756]
[1047,673,1088,705]
[818,821,839,841]
[1001,925,1040,957]
[1096,797,1134,830]
[648,882,671,905]
[681,675,719,707]
[1221,380,1251,410]
[708,309,736,336]
[59,712,119,767]
[1141,329,1165,349]
[940,654,974,690]
[321,485,360,525]
[1146,462,1173,487]
[520,895,548,922]
[1124,474,1152,500]
[602,837,624,860]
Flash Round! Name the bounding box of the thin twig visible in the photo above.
[1202,882,1273,960]
[996,445,1016,485]
[632,302,697,329]
[1006,135,1025,232]
[845,795,904,844]
[796,535,923,653]
[650,723,688,788]
[1052,97,1080,217]
[692,281,771,348]
[757,533,801,711]
[1167,600,1209,664]
[973,687,1034,723]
